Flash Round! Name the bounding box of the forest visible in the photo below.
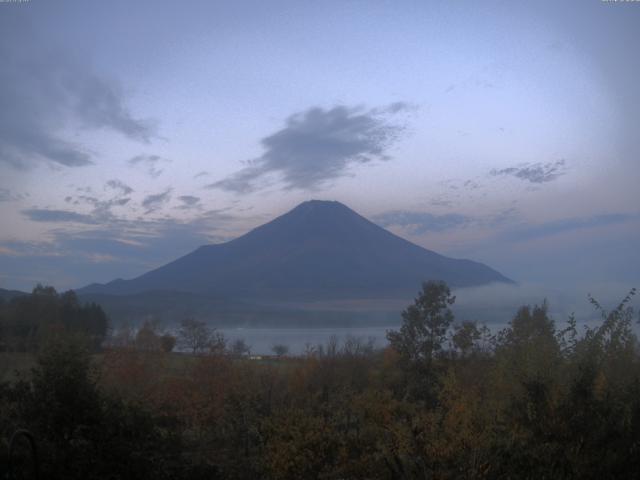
[1,282,639,479]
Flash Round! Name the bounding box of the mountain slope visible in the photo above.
[80,200,513,299]
[0,288,27,302]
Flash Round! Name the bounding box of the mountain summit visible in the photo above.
[81,200,513,299]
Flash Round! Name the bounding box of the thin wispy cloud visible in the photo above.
[0,189,12,202]
[501,212,639,243]
[374,208,519,235]
[3,207,242,287]
[428,197,455,208]
[142,188,172,213]
[490,159,567,184]
[62,193,131,219]
[106,179,134,196]
[440,178,483,192]
[128,154,170,178]
[208,103,410,193]
[374,211,474,234]
[177,195,201,209]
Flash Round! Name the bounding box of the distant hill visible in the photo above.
[0,288,27,302]
[80,201,513,305]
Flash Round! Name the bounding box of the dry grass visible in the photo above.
[0,352,36,382]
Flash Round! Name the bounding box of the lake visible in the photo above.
[219,326,398,355]
[218,317,625,355]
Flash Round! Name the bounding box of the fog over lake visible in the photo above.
[219,282,640,355]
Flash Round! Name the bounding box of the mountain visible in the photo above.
[80,200,513,303]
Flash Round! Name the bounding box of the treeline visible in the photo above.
[0,285,108,352]
[1,282,639,479]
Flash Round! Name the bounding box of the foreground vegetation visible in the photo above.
[1,282,639,479]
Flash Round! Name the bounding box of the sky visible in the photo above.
[0,0,638,298]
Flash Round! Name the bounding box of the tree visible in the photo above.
[386,281,455,400]
[495,302,560,381]
[387,280,455,368]
[272,344,289,357]
[109,324,134,348]
[32,283,58,297]
[230,338,251,357]
[209,330,227,355]
[178,318,211,354]
[135,321,160,351]
[177,318,222,355]
[0,285,108,352]
[160,333,177,353]
[25,337,103,478]
[12,336,187,479]
[451,321,482,357]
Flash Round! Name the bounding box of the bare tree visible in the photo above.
[209,330,227,355]
[178,318,214,354]
[342,335,376,357]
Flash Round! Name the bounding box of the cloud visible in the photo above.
[490,159,567,184]
[61,191,131,220]
[0,246,20,256]
[209,168,264,194]
[374,207,519,235]
[502,212,639,243]
[2,207,242,289]
[106,179,134,196]
[194,171,209,179]
[115,198,131,205]
[15,208,237,261]
[463,180,481,190]
[85,253,120,264]
[374,211,474,234]
[22,208,97,224]
[0,15,154,169]
[439,178,483,192]
[128,154,169,178]
[177,195,201,209]
[65,195,98,206]
[142,189,172,213]
[429,197,454,208]
[0,188,25,202]
[208,104,409,192]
